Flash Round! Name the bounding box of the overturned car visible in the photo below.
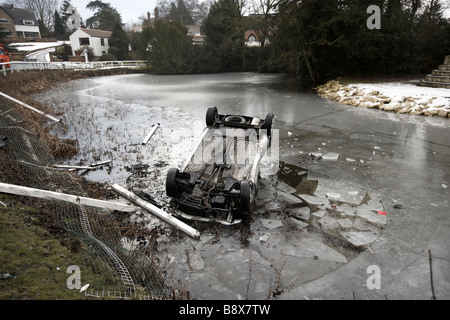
[166,107,274,225]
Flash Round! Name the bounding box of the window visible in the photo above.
[79,38,90,46]
[101,38,105,46]
[0,18,11,24]
[22,20,35,25]
[24,32,38,38]
[2,29,12,37]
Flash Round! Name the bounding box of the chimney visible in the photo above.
[154,7,159,20]
[147,11,151,21]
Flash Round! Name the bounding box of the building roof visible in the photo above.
[78,28,112,38]
[0,5,38,26]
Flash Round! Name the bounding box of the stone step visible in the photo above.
[432,69,450,77]
[438,65,450,71]
[426,74,450,83]
[419,80,450,89]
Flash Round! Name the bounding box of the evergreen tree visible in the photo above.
[53,10,65,39]
[202,0,245,72]
[141,19,193,74]
[108,21,130,60]
[85,0,122,31]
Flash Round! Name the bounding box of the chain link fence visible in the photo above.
[0,98,175,299]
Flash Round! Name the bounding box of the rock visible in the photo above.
[438,109,448,118]
[424,108,439,116]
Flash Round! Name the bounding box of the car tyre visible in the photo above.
[240,180,251,212]
[262,113,274,144]
[166,168,179,198]
[206,106,218,127]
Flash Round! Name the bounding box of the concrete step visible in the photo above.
[438,65,450,71]
[445,55,450,65]
[426,74,450,83]
[432,69,450,77]
[419,80,450,89]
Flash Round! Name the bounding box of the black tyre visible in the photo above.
[166,168,179,198]
[225,115,246,124]
[240,180,251,212]
[262,113,274,131]
[206,106,218,127]
[262,113,274,143]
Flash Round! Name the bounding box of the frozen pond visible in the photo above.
[33,72,450,299]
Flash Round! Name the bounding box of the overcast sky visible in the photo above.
[69,0,449,26]
[69,0,159,25]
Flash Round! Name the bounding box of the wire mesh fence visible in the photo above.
[0,99,174,299]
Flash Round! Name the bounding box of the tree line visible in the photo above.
[2,0,449,85]
[138,0,450,85]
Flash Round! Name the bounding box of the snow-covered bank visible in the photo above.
[317,80,450,118]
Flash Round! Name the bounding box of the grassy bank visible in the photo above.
[0,68,142,300]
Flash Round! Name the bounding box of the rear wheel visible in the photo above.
[166,168,179,198]
[206,106,218,127]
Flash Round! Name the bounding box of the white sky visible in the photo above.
[69,0,449,26]
[69,0,159,25]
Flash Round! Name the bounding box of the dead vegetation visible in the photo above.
[0,69,138,159]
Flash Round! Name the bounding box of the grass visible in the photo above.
[0,194,91,300]
[0,68,144,300]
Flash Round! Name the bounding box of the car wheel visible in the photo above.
[206,106,218,127]
[240,180,251,212]
[166,168,179,197]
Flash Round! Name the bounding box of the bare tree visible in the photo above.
[4,0,59,31]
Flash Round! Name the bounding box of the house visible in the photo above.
[0,5,41,40]
[69,28,112,57]
[244,30,271,47]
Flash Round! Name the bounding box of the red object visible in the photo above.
[377,211,387,216]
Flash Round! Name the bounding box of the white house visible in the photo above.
[69,28,112,57]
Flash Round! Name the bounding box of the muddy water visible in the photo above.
[32,72,424,299]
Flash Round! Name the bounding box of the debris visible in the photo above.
[0,91,61,123]
[111,183,200,239]
[0,182,138,213]
[142,123,160,145]
[80,284,90,293]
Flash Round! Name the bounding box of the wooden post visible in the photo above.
[0,182,138,213]
[111,184,200,239]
